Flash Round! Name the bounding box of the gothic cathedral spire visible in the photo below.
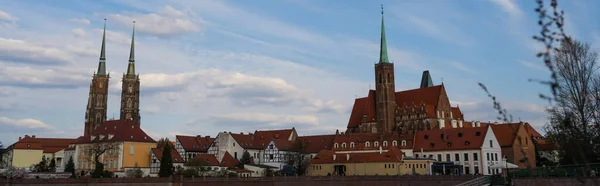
[374,5,396,134]
[120,21,141,124]
[84,19,110,136]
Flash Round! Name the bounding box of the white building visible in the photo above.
[175,135,214,162]
[412,125,502,175]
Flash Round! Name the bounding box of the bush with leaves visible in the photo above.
[0,166,26,179]
[125,163,144,178]
[33,155,49,172]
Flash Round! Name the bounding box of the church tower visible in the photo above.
[374,6,396,133]
[119,21,141,124]
[84,19,110,136]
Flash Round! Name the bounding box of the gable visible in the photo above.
[480,126,501,149]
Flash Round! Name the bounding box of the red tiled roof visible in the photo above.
[490,123,522,147]
[193,154,219,166]
[311,147,404,164]
[347,85,446,128]
[413,125,490,152]
[220,151,240,167]
[297,134,335,153]
[226,128,296,150]
[152,146,184,163]
[75,120,156,144]
[7,135,77,153]
[176,135,215,152]
[451,107,463,120]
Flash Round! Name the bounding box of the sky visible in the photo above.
[0,0,599,145]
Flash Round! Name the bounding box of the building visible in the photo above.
[296,134,336,159]
[331,132,414,157]
[174,135,214,162]
[489,122,537,168]
[308,148,432,176]
[74,120,156,173]
[119,22,141,124]
[150,146,184,175]
[412,125,502,175]
[2,135,76,169]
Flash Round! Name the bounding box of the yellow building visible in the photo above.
[74,120,156,174]
[2,135,76,169]
[309,148,433,176]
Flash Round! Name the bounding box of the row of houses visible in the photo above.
[1,118,553,177]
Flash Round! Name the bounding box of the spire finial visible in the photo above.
[126,20,136,76]
[96,19,107,76]
[378,5,389,64]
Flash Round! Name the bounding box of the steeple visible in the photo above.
[126,21,136,76]
[420,70,433,88]
[378,5,390,64]
[97,19,107,76]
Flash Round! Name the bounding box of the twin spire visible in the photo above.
[96,19,136,76]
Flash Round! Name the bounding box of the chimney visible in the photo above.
[240,132,243,135]
[206,136,210,139]
[346,154,350,161]
[333,154,336,161]
[32,135,36,138]
[24,135,30,138]
[379,146,383,154]
[197,135,201,138]
[19,137,22,140]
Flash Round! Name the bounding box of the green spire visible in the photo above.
[126,21,136,76]
[420,70,433,88]
[378,5,390,64]
[97,19,107,76]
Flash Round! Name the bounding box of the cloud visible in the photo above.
[450,99,549,130]
[103,5,201,36]
[0,10,17,21]
[489,0,522,17]
[0,37,75,65]
[0,117,54,132]
[0,64,90,88]
[189,113,319,130]
[72,28,86,38]
[451,62,476,74]
[405,15,471,47]
[69,18,91,25]
[520,60,547,71]
[141,105,161,114]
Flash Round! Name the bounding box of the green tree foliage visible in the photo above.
[64,156,76,177]
[33,155,49,172]
[158,144,174,177]
[48,158,56,172]
[240,151,252,167]
[287,140,309,175]
[125,163,144,178]
[157,138,171,149]
[92,161,104,178]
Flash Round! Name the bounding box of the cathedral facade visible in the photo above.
[83,20,141,136]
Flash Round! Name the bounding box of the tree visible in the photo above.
[125,163,144,178]
[545,38,600,165]
[87,143,119,178]
[64,156,76,177]
[33,155,48,172]
[287,140,310,176]
[158,144,173,177]
[48,158,56,172]
[157,138,171,149]
[0,140,4,168]
[240,151,252,167]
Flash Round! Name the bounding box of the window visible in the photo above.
[383,141,388,147]
[437,154,442,161]
[350,142,355,148]
[114,161,117,168]
[392,140,398,146]
[233,142,235,147]
[269,154,274,160]
[334,143,339,148]
[234,152,238,159]
[130,145,134,155]
[464,153,469,161]
[473,153,478,161]
[487,153,490,161]
[401,140,407,146]
[455,153,460,162]
[342,143,347,148]
[494,153,498,161]
[374,141,379,147]
[415,154,419,158]
[446,154,450,161]
[387,73,390,83]
[365,142,370,147]
[474,166,479,174]
[379,74,382,83]
[489,140,493,148]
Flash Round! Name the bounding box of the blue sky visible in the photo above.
[0,0,598,145]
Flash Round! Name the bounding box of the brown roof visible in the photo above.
[297,134,335,153]
[75,120,156,144]
[311,147,404,164]
[490,123,521,147]
[192,154,220,166]
[413,125,490,152]
[347,85,450,128]
[176,135,215,152]
[152,147,184,163]
[451,107,463,120]
[7,135,76,153]
[220,151,240,167]
[332,133,414,151]
[225,128,296,150]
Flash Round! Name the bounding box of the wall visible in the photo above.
[11,149,44,168]
[308,161,431,176]
[414,149,484,175]
[481,126,503,175]
[122,142,156,169]
[509,125,536,168]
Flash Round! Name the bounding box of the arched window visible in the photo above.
[126,113,132,120]
[334,143,339,148]
[127,98,133,108]
[392,140,398,146]
[379,74,382,83]
[96,95,103,106]
[350,142,355,148]
[374,141,379,147]
[95,112,102,124]
[341,143,347,148]
[128,84,133,93]
[383,141,388,147]
[365,141,371,147]
[401,140,407,146]
[387,73,391,83]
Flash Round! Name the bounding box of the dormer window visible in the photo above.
[27,144,31,148]
[365,141,371,147]
[130,136,133,139]
[374,141,379,147]
[144,136,147,140]
[334,143,339,148]
[99,135,105,140]
[424,135,429,140]
[476,132,481,136]
[341,143,347,148]
[350,142,355,148]
[392,140,398,146]
[401,140,407,146]
[131,125,134,129]
[383,141,388,147]
[91,135,96,141]
[108,134,114,139]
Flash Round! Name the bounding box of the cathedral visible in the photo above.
[83,20,141,136]
[345,9,464,136]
